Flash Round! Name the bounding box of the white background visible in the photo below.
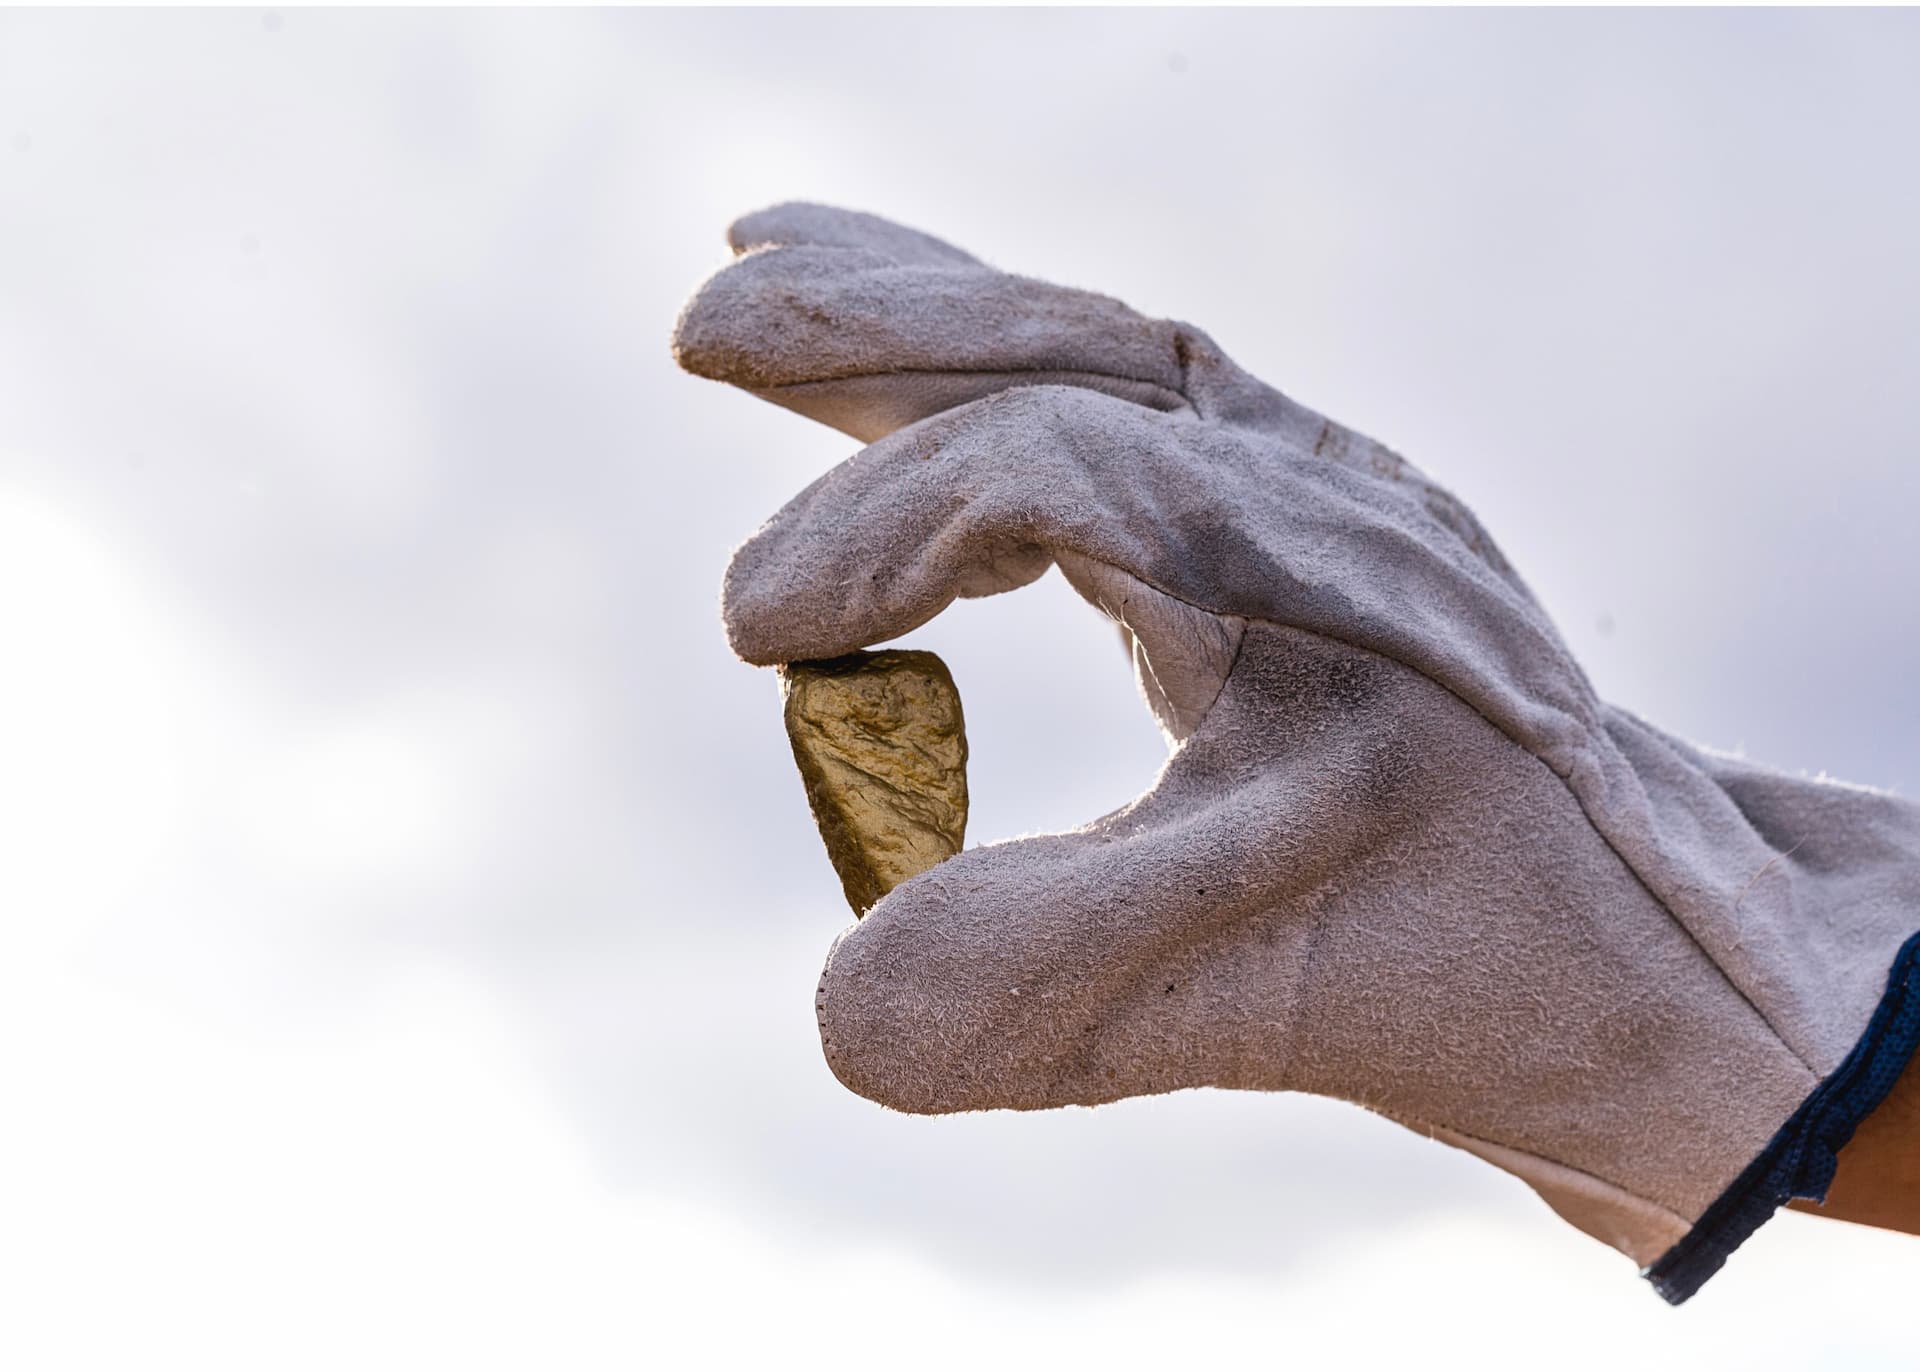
[3,9,1918,1368]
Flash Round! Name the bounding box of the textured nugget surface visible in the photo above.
[780,650,968,915]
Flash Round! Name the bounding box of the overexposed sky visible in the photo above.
[3,9,1919,1368]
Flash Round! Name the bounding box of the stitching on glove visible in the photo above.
[1645,930,1920,1302]
[1404,1115,1695,1261]
[762,367,1193,413]
[1055,551,1249,743]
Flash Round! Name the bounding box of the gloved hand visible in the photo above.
[672,204,1920,1303]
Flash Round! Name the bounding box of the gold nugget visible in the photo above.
[780,650,968,915]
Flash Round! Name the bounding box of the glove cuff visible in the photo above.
[1645,928,1920,1304]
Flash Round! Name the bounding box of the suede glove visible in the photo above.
[672,204,1920,1303]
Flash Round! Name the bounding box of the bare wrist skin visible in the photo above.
[1787,1044,1920,1234]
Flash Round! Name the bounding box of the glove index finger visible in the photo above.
[720,386,1171,668]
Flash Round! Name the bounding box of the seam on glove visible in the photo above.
[1643,928,1920,1305]
[1055,552,1247,743]
[1404,1117,1693,1266]
[759,368,1193,412]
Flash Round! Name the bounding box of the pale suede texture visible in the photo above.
[672,204,1920,1273]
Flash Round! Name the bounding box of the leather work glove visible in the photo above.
[672,204,1920,1303]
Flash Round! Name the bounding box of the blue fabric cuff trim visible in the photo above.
[1643,929,1920,1306]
